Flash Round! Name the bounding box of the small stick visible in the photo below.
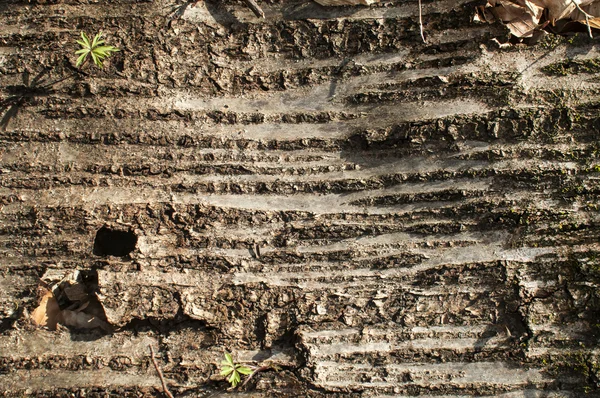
[243,0,265,18]
[192,0,264,18]
[241,365,274,388]
[149,345,175,398]
[571,0,593,38]
[253,243,261,259]
[418,0,425,43]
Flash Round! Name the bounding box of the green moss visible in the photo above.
[542,58,600,76]
[536,33,569,50]
[546,351,592,379]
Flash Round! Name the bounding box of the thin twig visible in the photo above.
[241,365,272,388]
[571,0,593,38]
[192,0,264,18]
[243,0,265,18]
[149,345,175,398]
[418,0,425,43]
[39,74,75,90]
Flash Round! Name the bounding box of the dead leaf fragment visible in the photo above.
[475,0,600,38]
[573,2,600,27]
[30,271,113,332]
[478,0,545,37]
[496,0,541,36]
[30,288,62,330]
[540,0,596,22]
[523,0,545,19]
[585,17,600,28]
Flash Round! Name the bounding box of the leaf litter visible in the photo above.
[30,270,112,332]
[475,0,600,37]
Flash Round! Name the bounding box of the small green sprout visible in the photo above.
[75,31,120,68]
[220,352,253,387]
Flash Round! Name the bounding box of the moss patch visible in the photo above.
[542,58,600,76]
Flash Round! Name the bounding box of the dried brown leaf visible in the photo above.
[488,0,541,36]
[583,0,600,15]
[477,0,600,37]
[531,0,595,22]
[475,5,495,22]
[522,0,545,19]
[506,19,539,36]
[585,16,600,27]
[551,0,579,21]
[30,288,62,330]
[572,1,600,27]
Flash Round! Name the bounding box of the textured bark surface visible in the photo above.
[2,0,600,396]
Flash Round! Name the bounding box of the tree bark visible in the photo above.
[1,0,600,396]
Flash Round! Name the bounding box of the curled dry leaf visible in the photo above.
[30,270,113,332]
[30,287,62,330]
[487,0,542,37]
[541,0,595,21]
[475,0,600,37]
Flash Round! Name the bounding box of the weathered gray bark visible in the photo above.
[2,0,600,396]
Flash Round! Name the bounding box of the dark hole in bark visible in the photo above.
[93,227,137,257]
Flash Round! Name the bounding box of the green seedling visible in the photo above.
[220,352,253,387]
[75,31,120,68]
[219,352,282,389]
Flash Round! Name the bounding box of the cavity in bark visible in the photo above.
[93,227,137,257]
